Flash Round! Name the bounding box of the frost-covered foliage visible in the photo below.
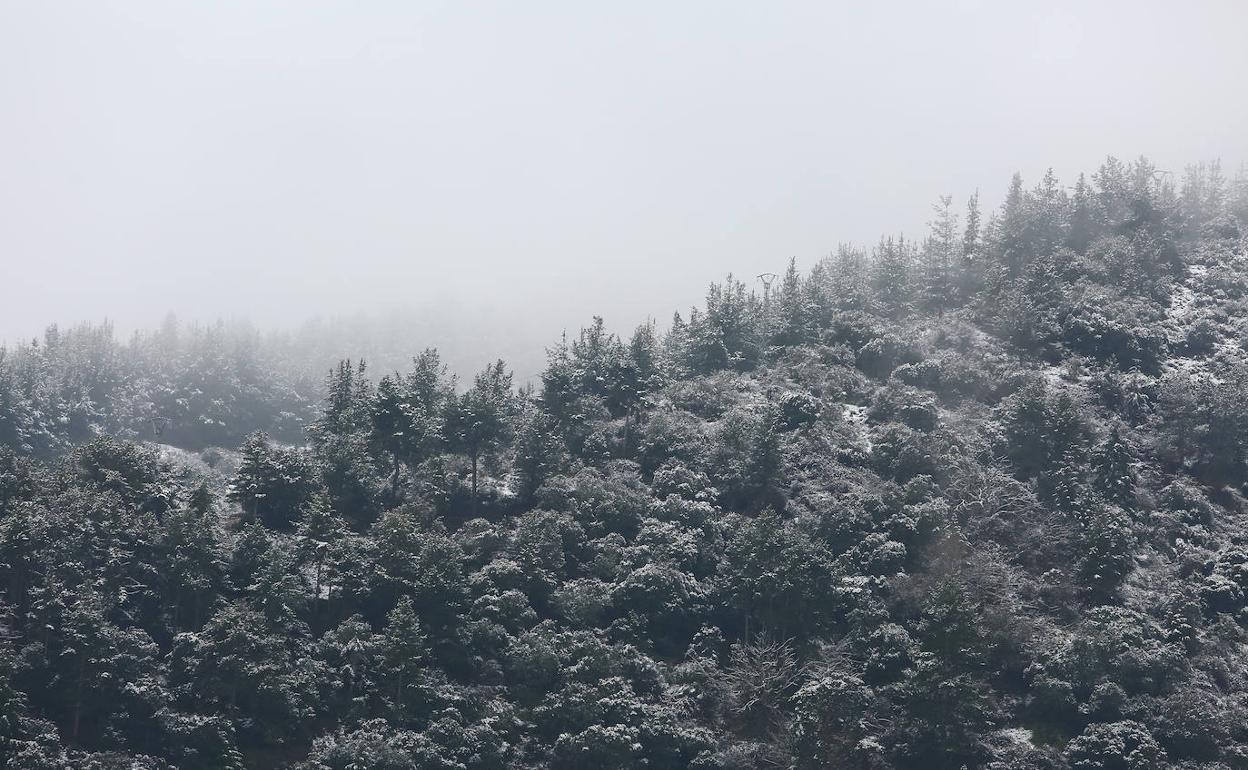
[0,319,315,455]
[3,157,1248,769]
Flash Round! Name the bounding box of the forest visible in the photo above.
[3,156,1248,769]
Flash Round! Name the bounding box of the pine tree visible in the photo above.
[833,243,872,311]
[406,348,451,411]
[248,542,309,633]
[689,276,761,371]
[229,432,278,523]
[1093,426,1136,510]
[449,360,514,505]
[228,432,317,528]
[295,498,348,629]
[992,173,1026,280]
[1076,502,1135,599]
[748,406,783,501]
[370,374,412,489]
[370,358,448,496]
[663,311,691,379]
[777,257,813,344]
[962,190,981,258]
[1045,447,1086,514]
[1093,155,1131,232]
[512,403,565,505]
[872,235,914,316]
[619,321,664,451]
[540,332,577,427]
[921,196,959,315]
[1030,168,1069,259]
[314,360,373,442]
[572,316,633,414]
[169,601,313,748]
[188,481,214,515]
[0,639,25,763]
[1016,252,1065,345]
[958,190,983,302]
[378,596,431,725]
[803,260,834,329]
[159,501,226,631]
[1128,155,1158,213]
[1180,161,1228,236]
[623,320,664,410]
[1229,163,1248,225]
[1068,172,1096,253]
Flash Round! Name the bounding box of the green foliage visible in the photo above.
[998,381,1089,481]
[228,432,319,529]
[7,155,1248,768]
[1093,427,1137,509]
[1065,720,1166,770]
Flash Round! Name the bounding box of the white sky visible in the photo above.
[2,0,1246,359]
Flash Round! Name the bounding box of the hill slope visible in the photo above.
[2,157,1248,770]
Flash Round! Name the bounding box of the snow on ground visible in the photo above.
[148,441,238,488]
[1167,282,1199,324]
[1041,364,1067,387]
[842,403,873,453]
[997,727,1036,749]
[1160,265,1243,385]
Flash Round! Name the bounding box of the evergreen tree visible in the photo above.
[962,190,981,259]
[319,429,383,527]
[1029,167,1069,259]
[169,602,317,748]
[997,172,1029,279]
[776,257,813,344]
[872,235,914,316]
[1228,163,1248,226]
[1093,426,1136,510]
[377,596,431,725]
[921,196,959,314]
[999,381,1088,479]
[295,498,349,631]
[449,360,514,505]
[1068,172,1096,252]
[540,333,577,429]
[188,480,213,515]
[1075,502,1136,600]
[662,312,691,379]
[1046,446,1087,514]
[158,501,227,631]
[368,354,449,497]
[228,432,318,528]
[370,374,412,487]
[313,360,373,443]
[958,190,983,301]
[622,320,664,411]
[1000,251,1064,348]
[687,276,761,372]
[0,639,26,766]
[512,404,566,505]
[833,243,872,311]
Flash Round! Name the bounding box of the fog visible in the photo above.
[2,0,1246,379]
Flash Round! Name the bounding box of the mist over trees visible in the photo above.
[3,156,1248,769]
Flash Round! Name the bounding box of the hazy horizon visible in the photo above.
[3,0,1247,356]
